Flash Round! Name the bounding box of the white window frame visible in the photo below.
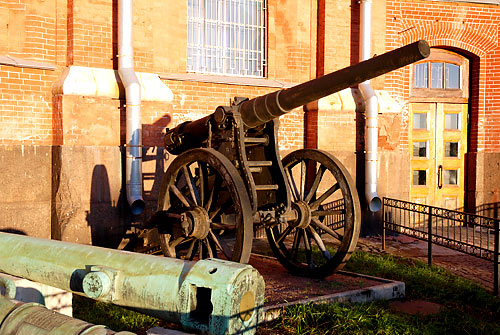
[187,0,267,78]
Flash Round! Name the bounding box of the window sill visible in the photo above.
[159,73,295,88]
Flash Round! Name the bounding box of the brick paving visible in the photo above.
[357,235,497,292]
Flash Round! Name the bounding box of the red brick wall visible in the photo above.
[385,0,500,153]
[0,0,310,151]
[0,66,57,145]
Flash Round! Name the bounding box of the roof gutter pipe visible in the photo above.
[119,0,145,215]
[360,0,382,212]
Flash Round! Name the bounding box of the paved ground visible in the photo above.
[357,234,497,292]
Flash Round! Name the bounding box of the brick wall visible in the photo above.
[385,0,500,153]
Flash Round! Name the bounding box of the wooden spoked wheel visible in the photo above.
[157,148,253,263]
[266,149,361,277]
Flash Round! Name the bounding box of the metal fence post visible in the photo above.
[428,206,433,267]
[494,219,499,296]
[382,198,386,250]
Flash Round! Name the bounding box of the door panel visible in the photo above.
[409,103,467,209]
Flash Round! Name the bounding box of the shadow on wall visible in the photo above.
[86,165,124,248]
[86,114,173,248]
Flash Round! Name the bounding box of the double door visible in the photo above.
[409,103,468,210]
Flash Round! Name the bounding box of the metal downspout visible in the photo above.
[119,0,144,215]
[359,0,382,212]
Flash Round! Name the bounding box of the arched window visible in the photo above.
[411,49,469,102]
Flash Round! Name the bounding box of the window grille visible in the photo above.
[187,0,266,77]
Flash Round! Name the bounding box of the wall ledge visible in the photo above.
[160,72,296,88]
[0,55,56,71]
[52,66,173,102]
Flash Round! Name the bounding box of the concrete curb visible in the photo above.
[262,271,405,322]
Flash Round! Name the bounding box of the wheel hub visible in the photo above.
[290,200,312,229]
[181,207,211,239]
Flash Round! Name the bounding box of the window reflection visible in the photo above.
[413,113,427,129]
[446,64,460,89]
[414,63,428,88]
[445,142,459,157]
[413,141,427,157]
[445,113,460,130]
[413,170,427,185]
[444,170,458,185]
[431,63,444,88]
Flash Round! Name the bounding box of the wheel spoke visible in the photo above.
[211,222,236,230]
[304,165,326,203]
[186,239,197,260]
[209,200,232,220]
[183,166,200,206]
[205,174,221,212]
[159,234,176,257]
[290,228,302,261]
[209,230,232,259]
[197,240,203,260]
[170,184,192,208]
[311,217,344,241]
[285,167,300,201]
[300,160,306,200]
[198,162,207,207]
[204,239,214,258]
[303,228,315,268]
[276,225,294,245]
[311,209,345,216]
[310,183,340,210]
[308,226,333,261]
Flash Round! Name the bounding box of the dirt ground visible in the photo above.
[248,253,383,306]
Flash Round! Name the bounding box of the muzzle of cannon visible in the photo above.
[154,40,430,278]
[0,294,136,335]
[0,232,265,335]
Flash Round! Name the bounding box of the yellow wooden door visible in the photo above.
[409,103,468,209]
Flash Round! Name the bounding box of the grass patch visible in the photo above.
[344,251,500,317]
[273,301,500,335]
[265,250,500,334]
[72,295,165,335]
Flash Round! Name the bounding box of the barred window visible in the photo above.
[187,0,267,77]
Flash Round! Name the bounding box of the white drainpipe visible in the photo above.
[359,0,382,212]
[119,0,144,215]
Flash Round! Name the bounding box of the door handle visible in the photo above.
[437,165,443,189]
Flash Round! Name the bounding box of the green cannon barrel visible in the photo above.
[0,295,136,335]
[164,40,430,154]
[0,232,265,335]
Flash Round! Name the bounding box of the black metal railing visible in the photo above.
[382,197,500,295]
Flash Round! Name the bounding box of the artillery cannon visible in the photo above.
[153,40,430,277]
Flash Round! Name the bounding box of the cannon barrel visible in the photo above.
[0,232,264,335]
[164,40,430,154]
[239,39,429,128]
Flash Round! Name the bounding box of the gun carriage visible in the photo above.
[152,40,430,277]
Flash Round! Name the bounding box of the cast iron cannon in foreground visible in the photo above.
[152,40,430,277]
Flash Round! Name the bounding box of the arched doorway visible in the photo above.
[409,49,469,210]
